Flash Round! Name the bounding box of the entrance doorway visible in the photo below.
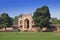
[24,18,29,29]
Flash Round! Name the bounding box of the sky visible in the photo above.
[0,0,60,19]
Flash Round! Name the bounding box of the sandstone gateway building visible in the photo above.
[18,14,34,31]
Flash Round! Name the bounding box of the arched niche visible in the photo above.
[24,18,29,29]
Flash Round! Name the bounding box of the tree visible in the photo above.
[13,14,23,25]
[33,6,51,31]
[9,17,13,27]
[0,17,1,26]
[0,13,13,30]
[13,16,18,25]
[51,18,60,24]
[0,17,3,28]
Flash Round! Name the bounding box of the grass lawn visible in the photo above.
[0,32,60,40]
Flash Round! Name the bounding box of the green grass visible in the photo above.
[0,32,60,40]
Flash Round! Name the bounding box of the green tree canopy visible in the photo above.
[0,13,13,30]
[51,18,60,24]
[33,6,51,30]
[13,14,23,25]
[13,16,18,25]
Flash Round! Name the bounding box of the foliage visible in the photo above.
[33,6,51,29]
[13,16,18,25]
[51,18,60,24]
[13,14,23,25]
[0,13,13,29]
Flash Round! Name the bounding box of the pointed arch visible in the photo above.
[24,18,29,29]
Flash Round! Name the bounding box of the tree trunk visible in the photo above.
[5,27,6,31]
[40,27,42,32]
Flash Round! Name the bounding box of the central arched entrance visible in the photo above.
[24,18,29,29]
